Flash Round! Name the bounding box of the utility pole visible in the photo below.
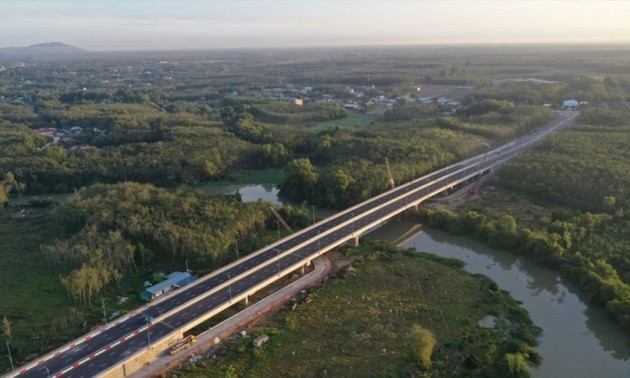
[312,205,316,225]
[144,316,151,348]
[227,272,232,302]
[317,230,321,252]
[185,259,191,284]
[235,238,239,260]
[351,212,355,234]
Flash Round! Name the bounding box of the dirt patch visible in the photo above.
[326,250,357,271]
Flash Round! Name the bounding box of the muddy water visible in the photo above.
[369,220,630,378]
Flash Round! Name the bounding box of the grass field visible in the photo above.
[173,243,540,377]
[458,187,561,231]
[0,206,156,370]
[309,111,376,132]
[0,207,74,368]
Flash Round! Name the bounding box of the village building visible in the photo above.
[140,271,197,301]
[563,99,579,110]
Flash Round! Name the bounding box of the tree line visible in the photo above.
[496,111,630,212]
[420,108,630,332]
[420,206,630,332]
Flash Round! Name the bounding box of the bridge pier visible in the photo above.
[299,262,309,275]
[350,236,360,248]
[241,296,249,306]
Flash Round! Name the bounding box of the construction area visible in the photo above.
[97,253,347,378]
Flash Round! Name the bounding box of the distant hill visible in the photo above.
[0,42,87,58]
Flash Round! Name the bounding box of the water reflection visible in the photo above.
[398,226,630,377]
[234,184,282,205]
[197,183,284,207]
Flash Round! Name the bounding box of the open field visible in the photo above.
[192,169,285,191]
[309,110,376,131]
[0,208,73,367]
[173,243,540,377]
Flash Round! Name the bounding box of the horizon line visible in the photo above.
[4,40,630,54]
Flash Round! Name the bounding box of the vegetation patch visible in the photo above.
[251,101,348,124]
[309,110,375,131]
[0,182,288,370]
[422,121,630,331]
[0,207,79,366]
[173,242,541,377]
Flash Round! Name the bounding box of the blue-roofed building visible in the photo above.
[563,99,579,110]
[140,271,197,301]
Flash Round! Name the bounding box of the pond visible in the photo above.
[196,182,284,207]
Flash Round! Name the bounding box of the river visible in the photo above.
[369,220,630,377]
[42,178,623,377]
[200,183,630,377]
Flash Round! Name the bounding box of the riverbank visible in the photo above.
[402,227,630,377]
[171,242,542,377]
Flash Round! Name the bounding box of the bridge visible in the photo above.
[5,111,579,378]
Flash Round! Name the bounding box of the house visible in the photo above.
[563,99,579,110]
[140,271,197,301]
[34,128,57,137]
[293,98,304,106]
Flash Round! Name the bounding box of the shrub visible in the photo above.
[409,325,436,368]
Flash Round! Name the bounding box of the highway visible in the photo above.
[7,111,579,378]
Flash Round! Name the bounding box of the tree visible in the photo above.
[322,167,355,208]
[602,196,616,212]
[262,143,289,167]
[409,325,436,368]
[2,316,11,343]
[2,171,26,195]
[488,215,519,250]
[279,158,319,202]
[0,184,7,205]
[504,352,530,376]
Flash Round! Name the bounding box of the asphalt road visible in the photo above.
[10,111,579,378]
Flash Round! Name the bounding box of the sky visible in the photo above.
[2,0,630,51]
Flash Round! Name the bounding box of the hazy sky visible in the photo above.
[2,0,630,50]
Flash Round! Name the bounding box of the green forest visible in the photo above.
[2,45,630,373]
[420,106,630,332]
